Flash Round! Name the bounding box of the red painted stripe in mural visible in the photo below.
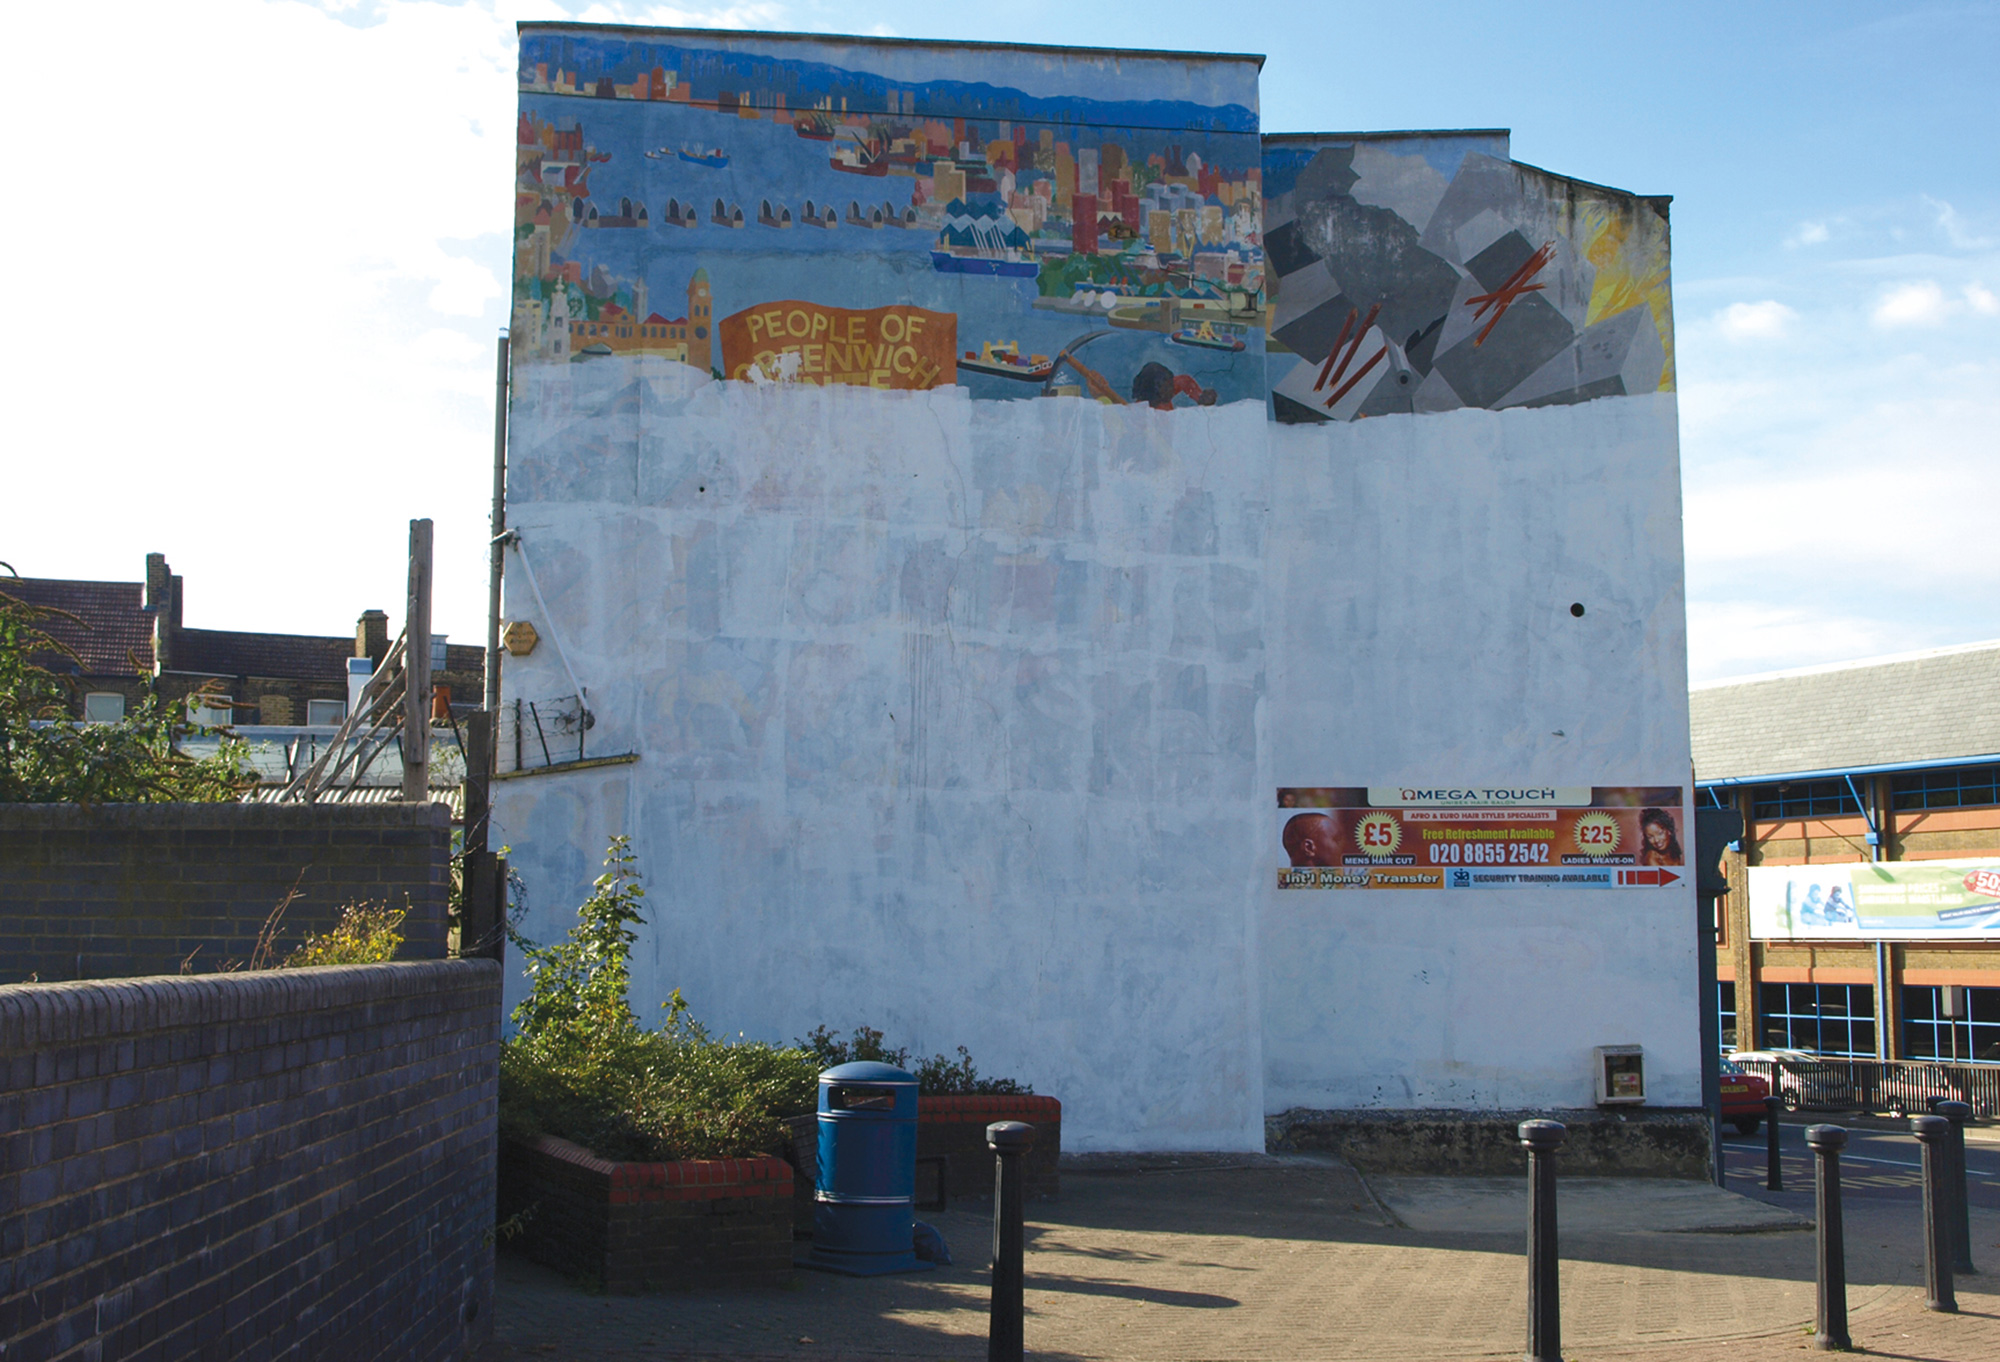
[1466,242,1554,346]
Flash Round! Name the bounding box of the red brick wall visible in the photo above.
[499,1136,794,1292]
[0,959,500,1361]
[919,1095,1062,1201]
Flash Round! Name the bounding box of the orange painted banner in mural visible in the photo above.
[718,302,957,390]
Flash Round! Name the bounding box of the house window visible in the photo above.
[82,692,126,723]
[307,699,346,727]
[1718,981,1737,1052]
[188,694,233,728]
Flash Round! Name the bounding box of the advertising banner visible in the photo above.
[719,301,957,389]
[1748,859,2000,940]
[1276,785,1686,890]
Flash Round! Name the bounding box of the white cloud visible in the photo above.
[1968,283,2000,316]
[1925,194,1995,250]
[1785,220,1830,248]
[1872,279,1952,327]
[1714,300,1797,340]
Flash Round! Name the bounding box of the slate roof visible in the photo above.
[1691,640,2000,783]
[170,628,355,681]
[1,577,154,676]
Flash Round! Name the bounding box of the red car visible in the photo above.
[1720,1059,1771,1134]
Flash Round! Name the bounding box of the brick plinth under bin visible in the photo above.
[920,1095,1062,1201]
[499,1136,795,1291]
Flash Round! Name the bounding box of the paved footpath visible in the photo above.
[489,1153,2000,1361]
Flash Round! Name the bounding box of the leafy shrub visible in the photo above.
[0,591,252,804]
[285,902,406,966]
[799,1025,1029,1096]
[499,838,817,1162]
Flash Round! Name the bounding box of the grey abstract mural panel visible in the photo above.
[1262,133,1673,423]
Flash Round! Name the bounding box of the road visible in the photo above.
[1721,1115,2000,1211]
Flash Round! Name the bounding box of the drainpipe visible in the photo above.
[484,334,509,725]
[1845,774,1889,1060]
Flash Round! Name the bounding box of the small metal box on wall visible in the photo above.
[1594,1045,1646,1104]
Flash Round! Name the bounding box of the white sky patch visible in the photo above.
[1967,283,2000,316]
[1785,220,1830,248]
[1686,603,1907,685]
[0,0,769,643]
[1714,300,1797,341]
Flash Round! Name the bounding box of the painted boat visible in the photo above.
[830,144,889,176]
[793,112,835,141]
[931,249,1038,278]
[1169,320,1247,352]
[677,146,729,168]
[959,341,1053,382]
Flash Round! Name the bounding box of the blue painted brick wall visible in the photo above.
[0,804,453,983]
[0,960,499,1360]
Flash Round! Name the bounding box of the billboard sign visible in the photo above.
[1749,860,2000,940]
[1277,786,1687,890]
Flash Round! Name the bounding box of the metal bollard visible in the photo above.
[1765,1094,1784,1191]
[1520,1119,1566,1362]
[1804,1125,1850,1351]
[1936,1100,1977,1276]
[987,1120,1035,1362]
[1911,1114,1957,1313]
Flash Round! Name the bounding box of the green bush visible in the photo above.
[799,1025,1030,1096]
[498,837,817,1162]
[285,902,406,967]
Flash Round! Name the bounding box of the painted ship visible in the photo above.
[793,111,836,141]
[1169,319,1247,352]
[677,144,729,168]
[958,341,1054,382]
[829,134,889,176]
[931,249,1038,278]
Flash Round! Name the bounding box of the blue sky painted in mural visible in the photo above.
[4,0,1993,686]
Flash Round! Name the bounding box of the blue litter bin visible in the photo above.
[807,1061,929,1275]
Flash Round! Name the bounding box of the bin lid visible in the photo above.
[819,1061,915,1084]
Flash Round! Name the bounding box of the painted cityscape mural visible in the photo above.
[511,29,1674,423]
[1261,133,1674,422]
[512,29,1268,409]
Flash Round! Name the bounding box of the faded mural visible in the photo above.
[1262,133,1674,422]
[513,30,1268,409]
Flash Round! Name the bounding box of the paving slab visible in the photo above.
[488,1160,2000,1361]
[1371,1175,1809,1235]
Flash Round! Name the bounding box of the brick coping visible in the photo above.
[512,1134,794,1204]
[0,802,452,830]
[918,1094,1061,1122]
[0,959,499,1049]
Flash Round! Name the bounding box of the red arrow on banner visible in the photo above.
[1618,869,1683,886]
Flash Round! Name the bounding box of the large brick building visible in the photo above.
[1695,641,2000,1061]
[4,553,484,726]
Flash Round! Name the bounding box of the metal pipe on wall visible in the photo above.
[483,334,510,729]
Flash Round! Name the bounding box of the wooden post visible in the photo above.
[403,518,433,804]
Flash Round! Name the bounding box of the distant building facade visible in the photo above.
[5,554,485,727]
[1695,642,2000,1061]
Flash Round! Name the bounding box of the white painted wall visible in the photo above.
[492,359,1695,1149]
[1261,394,1700,1114]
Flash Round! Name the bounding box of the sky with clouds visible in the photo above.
[2,0,1992,684]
